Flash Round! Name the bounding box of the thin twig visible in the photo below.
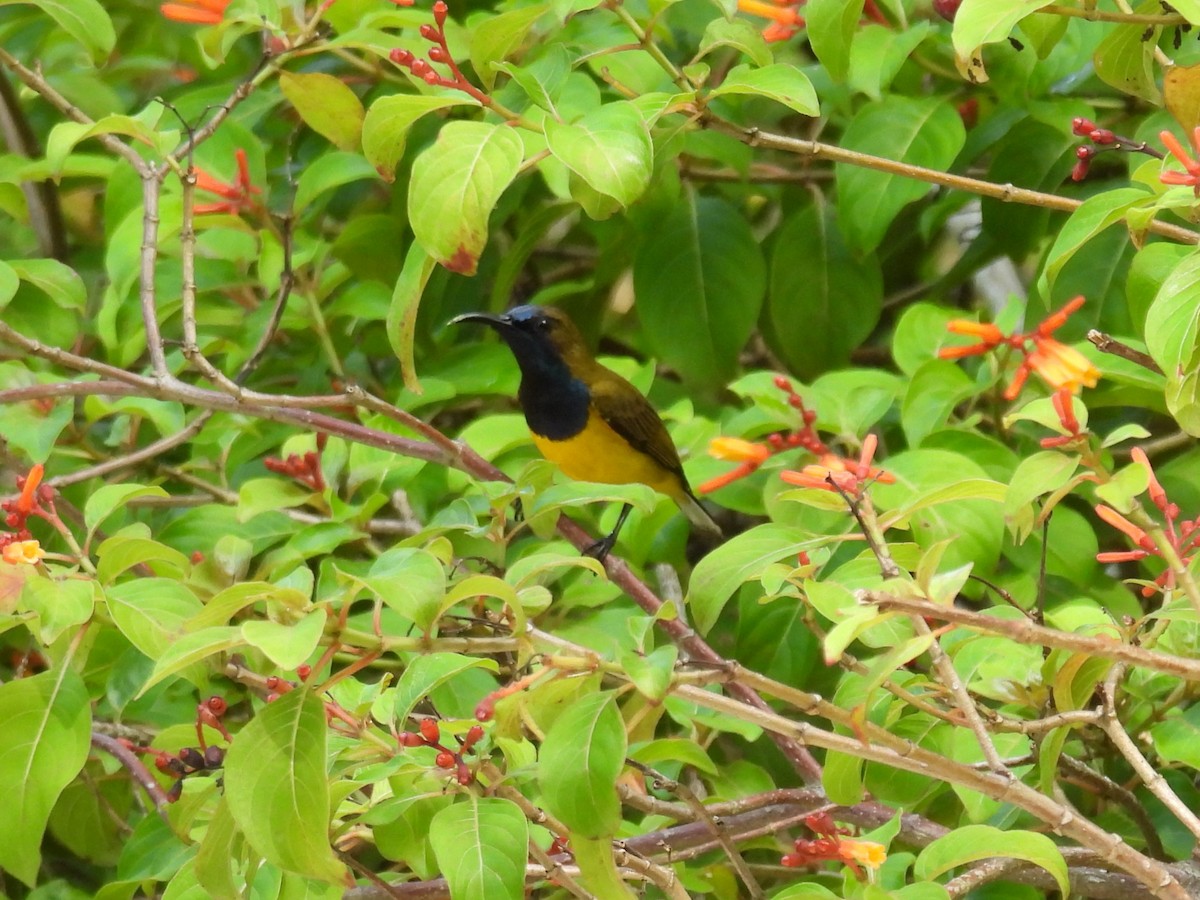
[1087,330,1164,374]
[90,732,172,820]
[866,592,1200,682]
[1100,664,1200,842]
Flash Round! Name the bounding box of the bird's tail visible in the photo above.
[678,491,723,540]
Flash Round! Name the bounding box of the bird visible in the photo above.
[451,304,721,560]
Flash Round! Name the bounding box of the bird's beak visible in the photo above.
[449,311,511,329]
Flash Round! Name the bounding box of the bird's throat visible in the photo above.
[519,372,590,440]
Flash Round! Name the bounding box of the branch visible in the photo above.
[90,732,172,820]
[866,592,1200,682]
[1088,330,1164,374]
[708,119,1200,246]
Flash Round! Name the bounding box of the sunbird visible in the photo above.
[452,305,721,560]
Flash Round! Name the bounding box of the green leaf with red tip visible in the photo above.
[279,72,365,151]
[408,121,525,275]
[223,689,347,885]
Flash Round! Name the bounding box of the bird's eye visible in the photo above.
[537,317,552,330]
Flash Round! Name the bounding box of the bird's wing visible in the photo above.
[589,373,687,481]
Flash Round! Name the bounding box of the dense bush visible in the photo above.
[2,0,1200,897]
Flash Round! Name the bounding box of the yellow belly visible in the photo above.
[530,413,684,500]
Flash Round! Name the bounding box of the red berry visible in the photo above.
[932,0,960,21]
[435,751,455,768]
[419,718,440,742]
[398,731,425,747]
[1071,116,1097,137]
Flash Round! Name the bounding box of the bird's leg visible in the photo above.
[583,503,632,563]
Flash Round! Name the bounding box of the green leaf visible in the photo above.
[1145,250,1200,435]
[140,626,246,694]
[544,101,653,211]
[687,524,819,635]
[428,797,529,900]
[709,64,819,115]
[96,536,190,584]
[0,667,91,886]
[539,691,625,837]
[915,824,1068,895]
[1152,703,1200,768]
[343,547,447,634]
[952,0,1056,62]
[1037,188,1149,296]
[241,609,327,670]
[84,484,169,537]
[294,152,378,212]
[8,257,87,309]
[805,0,865,82]
[765,202,881,379]
[695,18,772,68]
[469,4,549,90]
[0,0,115,63]
[385,652,500,725]
[21,576,96,643]
[106,578,203,657]
[633,193,765,391]
[570,834,636,899]
[387,242,438,394]
[408,121,524,275]
[0,260,18,310]
[837,97,965,254]
[1094,11,1161,105]
[361,94,476,181]
[224,689,347,884]
[279,71,365,151]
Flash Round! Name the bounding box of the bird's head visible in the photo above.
[450,305,591,373]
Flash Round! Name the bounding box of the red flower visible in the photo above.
[161,0,229,25]
[737,0,805,42]
[193,149,262,216]
[1160,128,1200,191]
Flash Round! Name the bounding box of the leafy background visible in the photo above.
[3,0,1200,897]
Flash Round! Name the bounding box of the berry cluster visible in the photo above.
[1070,117,1163,182]
[123,696,232,802]
[388,2,489,105]
[264,437,327,491]
[398,718,485,785]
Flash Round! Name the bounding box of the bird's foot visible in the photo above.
[582,535,616,563]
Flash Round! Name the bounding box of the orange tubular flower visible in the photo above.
[1,540,44,565]
[708,436,771,464]
[1024,338,1100,394]
[1160,128,1200,190]
[161,0,229,24]
[1094,505,1155,551]
[737,0,805,41]
[193,148,262,216]
[942,296,1099,401]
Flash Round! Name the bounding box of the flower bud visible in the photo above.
[419,718,441,742]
